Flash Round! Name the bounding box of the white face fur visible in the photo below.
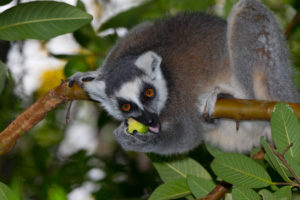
[85,51,169,121]
[134,51,169,114]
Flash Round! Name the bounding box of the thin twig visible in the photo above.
[282,143,294,156]
[285,12,300,38]
[65,100,73,125]
[275,182,300,187]
[198,181,232,200]
[252,149,265,160]
[270,144,300,185]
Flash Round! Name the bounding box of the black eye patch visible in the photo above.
[140,83,156,104]
[117,98,138,113]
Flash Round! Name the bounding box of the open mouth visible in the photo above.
[125,118,161,134]
[148,125,160,133]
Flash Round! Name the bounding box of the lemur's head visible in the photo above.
[85,51,168,134]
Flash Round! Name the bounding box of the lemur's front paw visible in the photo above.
[66,72,96,88]
[202,88,219,123]
[199,87,234,123]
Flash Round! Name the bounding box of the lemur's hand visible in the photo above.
[66,72,97,88]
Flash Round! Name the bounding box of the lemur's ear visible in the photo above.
[84,76,121,117]
[85,78,106,102]
[135,51,162,80]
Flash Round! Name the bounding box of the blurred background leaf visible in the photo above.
[64,56,90,77]
[0,61,6,94]
[0,181,18,200]
[99,0,214,31]
[0,0,12,6]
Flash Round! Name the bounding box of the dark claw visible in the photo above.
[203,113,215,123]
[82,77,95,82]
[68,80,75,87]
[236,120,240,131]
[217,93,234,99]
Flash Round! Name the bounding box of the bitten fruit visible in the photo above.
[127,118,148,134]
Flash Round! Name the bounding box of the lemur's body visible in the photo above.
[68,0,299,155]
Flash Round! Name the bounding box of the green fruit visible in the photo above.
[127,118,148,134]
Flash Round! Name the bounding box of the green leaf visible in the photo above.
[260,137,292,182]
[148,179,191,200]
[165,0,213,12]
[149,155,212,183]
[0,61,6,94]
[74,0,116,53]
[99,0,163,31]
[10,175,23,200]
[205,143,223,157]
[224,0,238,18]
[0,182,17,200]
[0,0,12,6]
[232,187,260,200]
[271,103,300,162]
[0,1,92,41]
[186,175,215,198]
[285,157,300,179]
[259,189,275,200]
[76,0,86,11]
[211,153,272,188]
[48,185,67,200]
[184,195,194,200]
[273,186,291,200]
[73,25,117,53]
[64,56,90,77]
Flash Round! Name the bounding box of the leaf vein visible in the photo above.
[0,17,91,32]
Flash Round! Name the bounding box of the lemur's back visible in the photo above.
[105,13,230,116]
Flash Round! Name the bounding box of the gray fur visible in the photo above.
[103,56,144,96]
[228,0,299,102]
[68,0,299,155]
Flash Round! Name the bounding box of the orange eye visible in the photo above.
[121,103,131,112]
[145,88,154,98]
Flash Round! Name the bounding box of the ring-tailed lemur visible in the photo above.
[67,0,299,155]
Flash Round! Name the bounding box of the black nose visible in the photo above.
[134,109,159,126]
[146,116,153,125]
[142,110,154,126]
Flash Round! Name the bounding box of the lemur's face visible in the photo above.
[85,51,168,134]
[113,77,161,133]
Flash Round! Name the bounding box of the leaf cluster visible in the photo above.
[148,155,215,199]
[148,103,300,200]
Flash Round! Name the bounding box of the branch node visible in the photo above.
[270,144,300,186]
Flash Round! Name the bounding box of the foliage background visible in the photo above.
[0,0,299,199]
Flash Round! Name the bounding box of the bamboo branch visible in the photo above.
[212,98,300,120]
[0,82,299,156]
